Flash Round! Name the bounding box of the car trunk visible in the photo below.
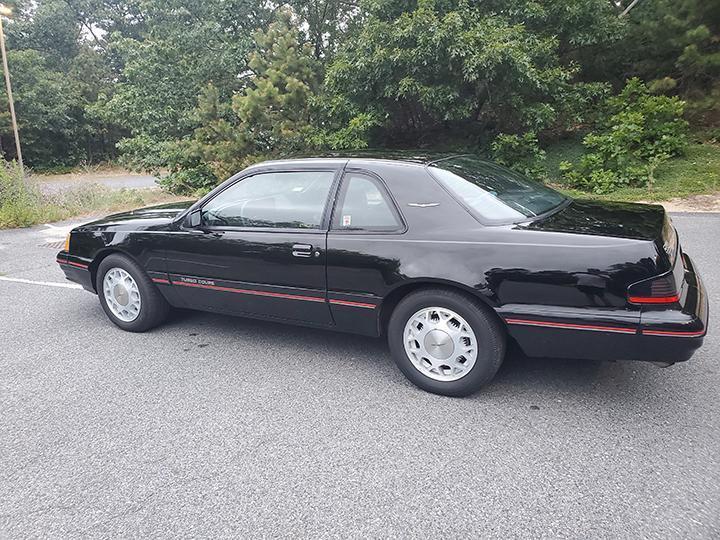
[526,199,667,241]
[527,198,682,299]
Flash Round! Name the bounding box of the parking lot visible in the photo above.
[1,213,718,538]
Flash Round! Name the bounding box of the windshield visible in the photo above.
[428,156,567,223]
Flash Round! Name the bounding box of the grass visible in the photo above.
[0,163,183,228]
[544,139,720,203]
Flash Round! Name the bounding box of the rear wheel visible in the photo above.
[388,288,505,396]
[96,254,169,332]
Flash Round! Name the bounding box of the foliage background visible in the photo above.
[0,0,717,194]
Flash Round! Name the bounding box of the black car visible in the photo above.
[57,155,708,396]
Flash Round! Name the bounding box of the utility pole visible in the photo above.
[620,0,643,17]
[0,4,23,177]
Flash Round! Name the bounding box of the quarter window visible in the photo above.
[201,171,335,229]
[332,173,401,231]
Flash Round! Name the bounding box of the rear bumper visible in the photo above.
[499,253,708,364]
[636,252,708,361]
[56,251,95,292]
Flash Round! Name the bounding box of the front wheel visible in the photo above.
[388,288,505,397]
[96,254,169,332]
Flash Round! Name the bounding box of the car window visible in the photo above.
[201,171,335,229]
[332,173,401,231]
[428,156,568,224]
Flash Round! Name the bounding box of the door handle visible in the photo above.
[187,228,224,238]
[292,243,313,258]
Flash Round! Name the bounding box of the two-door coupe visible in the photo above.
[57,154,708,396]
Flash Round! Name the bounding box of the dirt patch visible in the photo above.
[638,193,720,213]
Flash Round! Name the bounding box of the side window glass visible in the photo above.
[332,173,401,231]
[201,171,335,229]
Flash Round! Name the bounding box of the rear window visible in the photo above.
[428,156,567,224]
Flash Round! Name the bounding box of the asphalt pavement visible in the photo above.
[1,213,718,538]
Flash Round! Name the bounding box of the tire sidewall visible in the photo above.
[388,290,505,397]
[96,254,156,332]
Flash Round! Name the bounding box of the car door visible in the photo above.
[326,169,407,335]
[164,166,340,326]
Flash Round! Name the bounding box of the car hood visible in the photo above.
[78,200,196,230]
[525,199,666,241]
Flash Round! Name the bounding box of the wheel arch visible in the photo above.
[88,247,137,292]
[377,279,504,336]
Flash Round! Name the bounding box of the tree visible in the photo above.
[158,9,324,193]
[0,0,715,177]
[0,0,118,166]
[97,0,271,169]
[616,0,720,87]
[5,0,81,67]
[0,50,84,165]
[325,0,618,146]
[288,0,361,59]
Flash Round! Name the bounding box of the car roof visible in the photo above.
[247,151,466,169]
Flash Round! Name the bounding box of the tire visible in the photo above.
[387,288,505,397]
[96,253,169,332]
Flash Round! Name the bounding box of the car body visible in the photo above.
[57,154,708,395]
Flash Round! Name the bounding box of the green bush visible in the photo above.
[492,132,547,179]
[0,161,43,227]
[159,165,219,197]
[562,78,688,194]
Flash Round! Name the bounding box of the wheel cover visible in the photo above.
[102,267,141,322]
[403,306,478,382]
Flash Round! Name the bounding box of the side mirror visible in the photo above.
[187,209,202,228]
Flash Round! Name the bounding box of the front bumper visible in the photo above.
[56,251,95,292]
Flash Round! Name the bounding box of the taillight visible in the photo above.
[628,232,684,304]
[628,274,679,304]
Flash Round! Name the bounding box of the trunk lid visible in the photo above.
[526,199,667,241]
[527,199,682,300]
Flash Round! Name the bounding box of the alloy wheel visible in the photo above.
[403,306,478,381]
[102,267,142,322]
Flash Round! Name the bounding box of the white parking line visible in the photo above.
[0,276,83,289]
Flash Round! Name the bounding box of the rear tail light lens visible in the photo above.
[628,275,679,304]
[628,230,683,304]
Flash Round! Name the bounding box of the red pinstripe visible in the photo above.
[172,280,326,303]
[504,318,637,334]
[329,299,377,309]
[641,329,705,337]
[57,260,88,269]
